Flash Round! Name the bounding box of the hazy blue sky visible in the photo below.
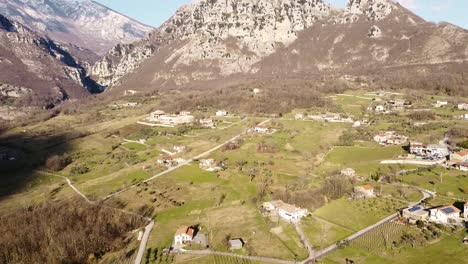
[93,0,468,29]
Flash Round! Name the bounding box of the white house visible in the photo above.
[295,113,305,120]
[199,118,215,128]
[199,159,222,172]
[354,185,375,198]
[174,226,195,245]
[146,110,195,126]
[254,125,272,134]
[429,205,461,224]
[374,131,407,146]
[375,105,385,112]
[450,151,468,163]
[262,200,308,223]
[253,88,262,94]
[464,202,468,219]
[173,145,186,153]
[216,110,229,117]
[409,142,449,158]
[229,239,244,250]
[458,103,468,110]
[340,168,356,177]
[434,100,448,108]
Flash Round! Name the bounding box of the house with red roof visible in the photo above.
[451,151,468,163]
[174,226,195,245]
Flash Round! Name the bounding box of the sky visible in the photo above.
[92,0,468,29]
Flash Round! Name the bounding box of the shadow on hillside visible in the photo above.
[0,133,72,198]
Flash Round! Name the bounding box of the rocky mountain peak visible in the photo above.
[0,0,154,55]
[345,0,396,21]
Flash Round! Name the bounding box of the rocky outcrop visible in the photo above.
[90,0,468,92]
[91,0,336,87]
[0,0,154,55]
[0,14,100,108]
[90,43,155,87]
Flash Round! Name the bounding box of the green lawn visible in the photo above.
[321,227,468,264]
[313,198,405,231]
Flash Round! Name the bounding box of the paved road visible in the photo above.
[134,220,155,264]
[301,186,435,263]
[38,171,153,264]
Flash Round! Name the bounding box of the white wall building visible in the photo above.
[262,200,308,224]
[216,110,229,117]
[429,206,461,224]
[174,226,195,245]
[464,202,468,220]
[458,103,468,110]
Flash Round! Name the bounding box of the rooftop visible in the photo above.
[175,226,195,237]
[437,205,461,215]
[360,185,374,191]
[455,151,468,157]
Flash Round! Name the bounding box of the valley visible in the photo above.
[1,86,467,263]
[0,0,468,263]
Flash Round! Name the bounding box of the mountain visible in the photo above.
[0,14,99,111]
[0,0,154,56]
[90,0,468,93]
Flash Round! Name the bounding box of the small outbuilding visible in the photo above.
[229,239,244,250]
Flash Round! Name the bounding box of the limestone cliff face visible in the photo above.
[90,0,468,90]
[0,0,154,55]
[90,0,336,86]
[0,14,99,108]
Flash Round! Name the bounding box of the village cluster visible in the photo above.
[125,93,468,257]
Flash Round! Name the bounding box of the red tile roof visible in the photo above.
[455,151,468,157]
[175,226,194,237]
[360,185,374,191]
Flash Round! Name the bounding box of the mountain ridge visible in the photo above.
[89,0,468,94]
[0,0,154,55]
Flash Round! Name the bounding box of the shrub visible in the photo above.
[71,165,90,175]
[45,154,72,171]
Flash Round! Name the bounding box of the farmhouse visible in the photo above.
[374,131,408,146]
[145,110,195,127]
[199,118,215,128]
[229,239,244,250]
[451,151,468,163]
[340,168,356,177]
[253,88,262,94]
[199,159,223,172]
[402,205,429,223]
[458,103,468,110]
[374,105,385,112]
[173,145,186,153]
[157,157,184,167]
[434,100,448,108]
[295,113,305,120]
[216,110,229,117]
[354,185,375,198]
[409,142,450,158]
[253,125,273,134]
[174,226,195,246]
[262,200,308,223]
[429,205,461,224]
